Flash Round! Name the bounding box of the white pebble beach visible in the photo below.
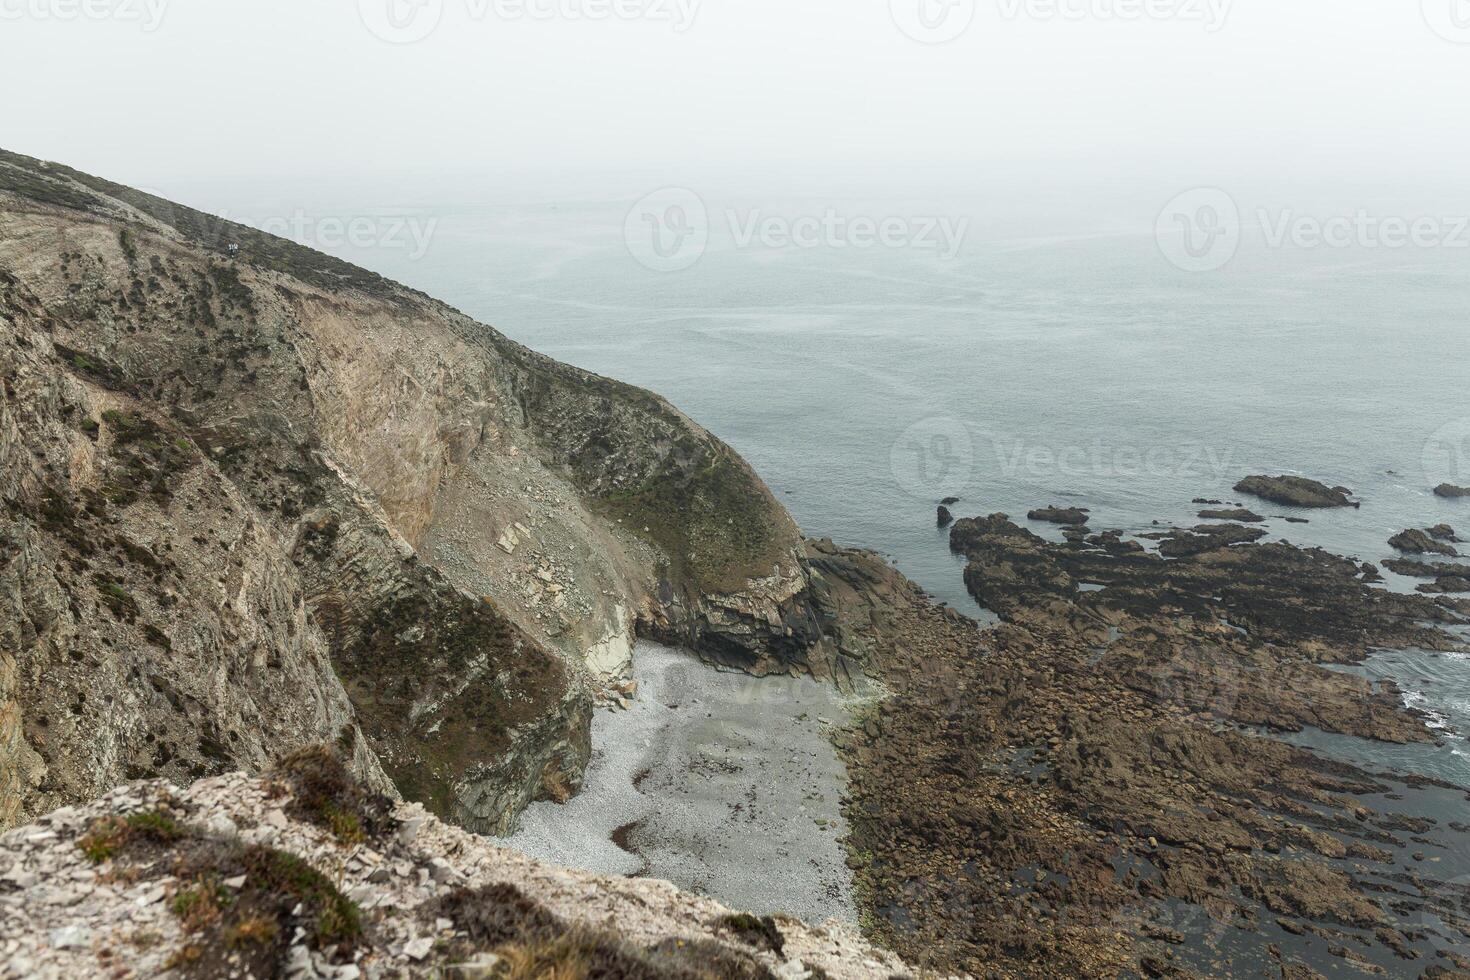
[499,642,860,926]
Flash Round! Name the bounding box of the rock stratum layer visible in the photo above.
[0,148,836,836]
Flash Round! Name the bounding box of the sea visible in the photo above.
[194,182,1470,787]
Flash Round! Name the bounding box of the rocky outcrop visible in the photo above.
[1390,527,1461,556]
[1381,558,1470,594]
[1382,557,1469,579]
[1198,507,1264,523]
[817,515,1470,977]
[0,760,918,979]
[1150,522,1268,557]
[1234,475,1356,508]
[0,148,824,833]
[1434,484,1470,499]
[1027,505,1089,525]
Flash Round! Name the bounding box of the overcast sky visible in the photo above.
[3,0,1469,206]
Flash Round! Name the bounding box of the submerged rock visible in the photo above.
[1235,475,1356,508]
[1198,507,1265,523]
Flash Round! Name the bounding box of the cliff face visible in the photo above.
[0,148,824,833]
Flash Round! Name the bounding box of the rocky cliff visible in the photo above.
[0,148,831,835]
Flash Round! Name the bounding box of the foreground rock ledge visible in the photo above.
[0,771,924,980]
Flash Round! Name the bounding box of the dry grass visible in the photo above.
[494,934,591,980]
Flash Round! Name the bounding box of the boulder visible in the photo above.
[1388,529,1460,557]
[1028,505,1090,526]
[1234,476,1355,509]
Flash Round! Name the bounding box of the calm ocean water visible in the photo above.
[225,190,1470,785]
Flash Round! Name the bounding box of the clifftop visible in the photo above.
[0,753,914,979]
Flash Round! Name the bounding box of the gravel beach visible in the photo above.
[499,642,860,925]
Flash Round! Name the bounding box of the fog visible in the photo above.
[4,0,1469,218]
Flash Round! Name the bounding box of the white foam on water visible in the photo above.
[1402,689,1453,732]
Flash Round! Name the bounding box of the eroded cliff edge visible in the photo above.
[0,148,838,835]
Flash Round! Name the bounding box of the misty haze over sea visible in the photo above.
[170,178,1470,787]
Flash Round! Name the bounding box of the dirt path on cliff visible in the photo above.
[499,641,863,926]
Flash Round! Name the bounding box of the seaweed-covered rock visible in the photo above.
[1198,507,1265,523]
